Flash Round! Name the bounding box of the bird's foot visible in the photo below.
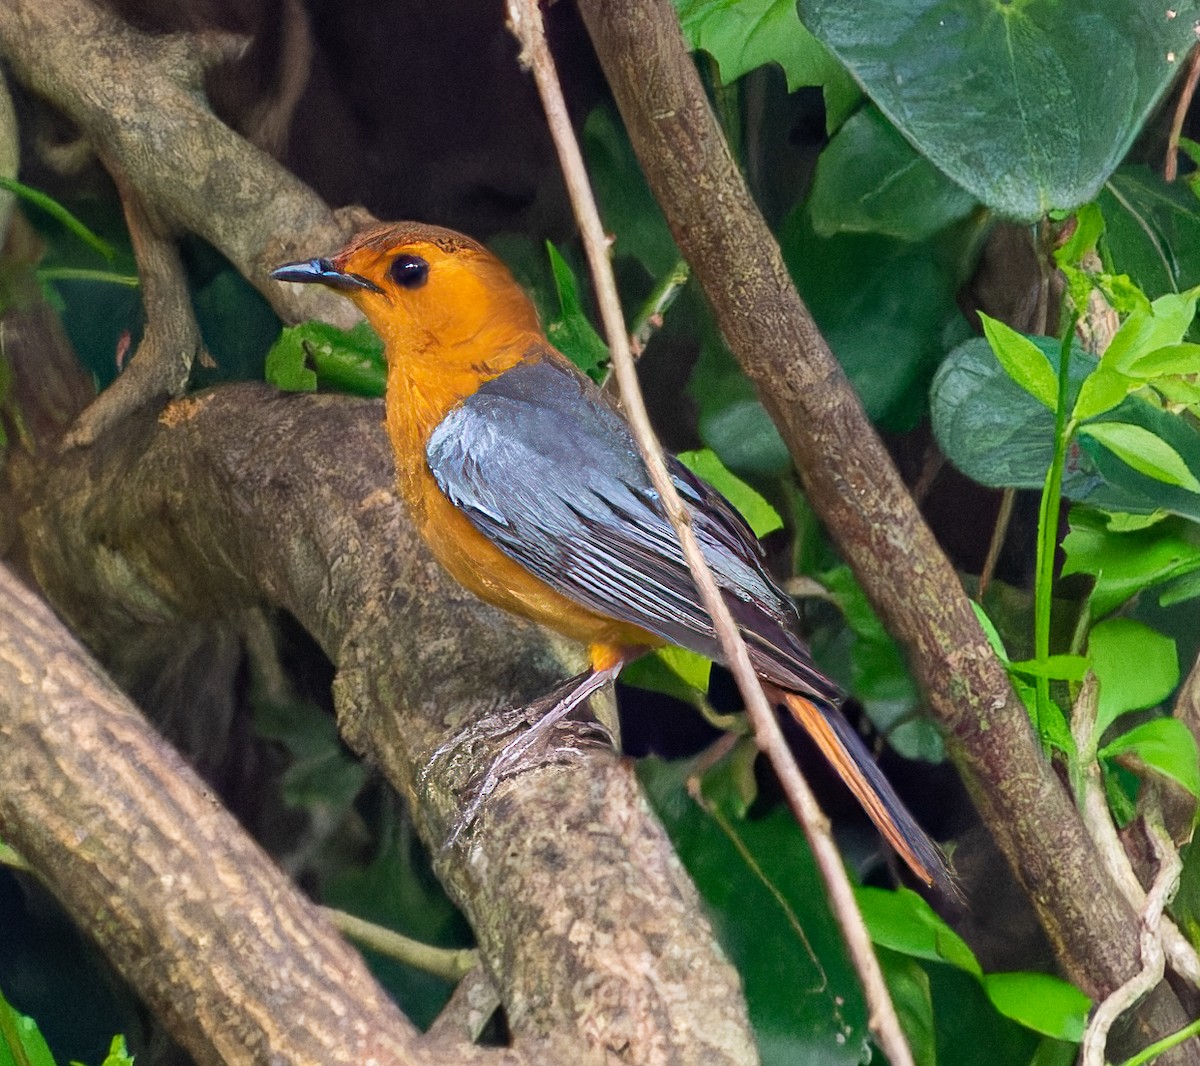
[423,664,620,851]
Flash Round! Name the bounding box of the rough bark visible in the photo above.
[1,295,756,1064]
[576,0,1198,1057]
[0,562,439,1066]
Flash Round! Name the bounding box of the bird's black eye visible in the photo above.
[389,253,429,290]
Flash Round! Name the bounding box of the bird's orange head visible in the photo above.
[272,222,543,369]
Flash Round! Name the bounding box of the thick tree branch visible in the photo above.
[0,0,362,328]
[0,562,441,1066]
[1,295,755,1063]
[576,0,1198,1054]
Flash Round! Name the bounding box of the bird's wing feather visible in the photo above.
[426,355,839,705]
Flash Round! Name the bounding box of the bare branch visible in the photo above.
[0,562,436,1066]
[1080,806,1182,1066]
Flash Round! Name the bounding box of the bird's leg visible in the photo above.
[426,659,625,849]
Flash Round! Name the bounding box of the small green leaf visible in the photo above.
[1089,618,1179,737]
[856,886,982,978]
[86,1035,135,1066]
[1100,718,1200,799]
[1102,289,1200,372]
[1062,509,1200,617]
[655,645,713,694]
[1079,422,1200,494]
[0,985,58,1066]
[265,330,318,392]
[970,601,1009,662]
[674,0,860,126]
[1071,367,1133,421]
[676,448,782,537]
[265,320,385,396]
[978,315,1058,411]
[1123,342,1200,379]
[980,972,1090,1042]
[1007,655,1090,682]
[1053,203,1105,270]
[621,651,708,704]
[544,242,609,378]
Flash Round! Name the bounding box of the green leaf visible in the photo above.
[1100,167,1200,299]
[95,1035,135,1066]
[876,949,937,1066]
[1089,618,1179,737]
[856,886,982,978]
[639,757,871,1065]
[1062,509,1200,617]
[1160,567,1200,608]
[1124,342,1200,379]
[970,600,1009,662]
[674,0,860,126]
[1079,422,1200,494]
[980,972,1090,1042]
[1101,289,1199,373]
[265,320,386,396]
[655,645,713,694]
[1100,718,1200,799]
[799,1,1200,220]
[809,105,977,241]
[621,651,709,704]
[544,242,609,378]
[932,337,1200,522]
[1070,367,1133,421]
[978,315,1058,411]
[676,448,783,537]
[1053,202,1105,270]
[0,985,58,1066]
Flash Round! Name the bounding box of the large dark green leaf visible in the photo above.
[809,105,977,241]
[639,755,871,1066]
[1100,167,1200,299]
[799,0,1200,219]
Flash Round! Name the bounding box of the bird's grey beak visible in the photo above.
[270,257,384,294]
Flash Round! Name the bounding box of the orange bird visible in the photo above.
[273,222,950,891]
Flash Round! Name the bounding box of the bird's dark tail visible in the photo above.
[779,690,955,895]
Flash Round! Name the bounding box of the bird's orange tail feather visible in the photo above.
[780,691,953,893]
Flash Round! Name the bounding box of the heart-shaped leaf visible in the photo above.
[799,0,1200,219]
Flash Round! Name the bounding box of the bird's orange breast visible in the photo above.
[384,361,657,654]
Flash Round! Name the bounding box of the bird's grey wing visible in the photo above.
[426,355,838,703]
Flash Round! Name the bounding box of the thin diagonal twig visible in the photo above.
[503,4,913,1064]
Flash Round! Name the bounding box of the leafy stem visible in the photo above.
[1032,314,1079,742]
